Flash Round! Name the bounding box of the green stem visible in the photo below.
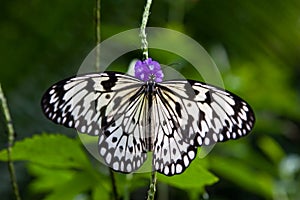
[147,171,157,200]
[95,0,101,72]
[0,84,21,200]
[140,0,152,59]
[94,1,118,199]
[140,1,158,199]
[109,169,118,200]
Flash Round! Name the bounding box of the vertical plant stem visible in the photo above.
[94,1,118,199]
[95,0,101,72]
[0,84,21,200]
[140,0,158,199]
[109,168,118,200]
[140,0,152,59]
[147,171,157,200]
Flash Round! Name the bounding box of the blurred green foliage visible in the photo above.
[1,0,300,199]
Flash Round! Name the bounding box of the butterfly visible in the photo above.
[41,68,255,176]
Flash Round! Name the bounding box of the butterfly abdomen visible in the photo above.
[145,81,156,151]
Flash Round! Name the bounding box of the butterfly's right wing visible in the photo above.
[41,72,148,173]
[152,80,255,176]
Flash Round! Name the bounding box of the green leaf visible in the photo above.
[27,158,112,200]
[27,163,74,192]
[43,170,99,200]
[157,157,218,191]
[0,133,90,168]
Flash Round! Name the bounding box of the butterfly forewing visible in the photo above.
[159,80,255,147]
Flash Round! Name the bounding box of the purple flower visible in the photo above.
[134,58,164,82]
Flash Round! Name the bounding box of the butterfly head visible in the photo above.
[134,58,164,82]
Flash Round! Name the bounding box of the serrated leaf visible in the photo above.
[0,133,90,168]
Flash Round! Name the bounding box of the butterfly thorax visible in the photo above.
[145,80,156,93]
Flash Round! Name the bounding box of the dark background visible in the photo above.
[1,0,300,199]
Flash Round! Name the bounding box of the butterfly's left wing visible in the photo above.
[41,72,149,173]
[152,80,255,176]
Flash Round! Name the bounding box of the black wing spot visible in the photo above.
[193,89,199,95]
[129,146,133,153]
[101,74,117,91]
[175,102,182,118]
[184,80,197,98]
[111,121,116,127]
[104,130,110,137]
[105,94,111,99]
[204,91,212,104]
[224,119,230,127]
[113,97,122,110]
[172,148,176,155]
[164,149,168,156]
[156,145,160,151]
[131,118,136,124]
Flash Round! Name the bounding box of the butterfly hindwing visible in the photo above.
[98,82,149,173]
[152,83,199,175]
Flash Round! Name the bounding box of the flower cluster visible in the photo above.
[134,58,164,82]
